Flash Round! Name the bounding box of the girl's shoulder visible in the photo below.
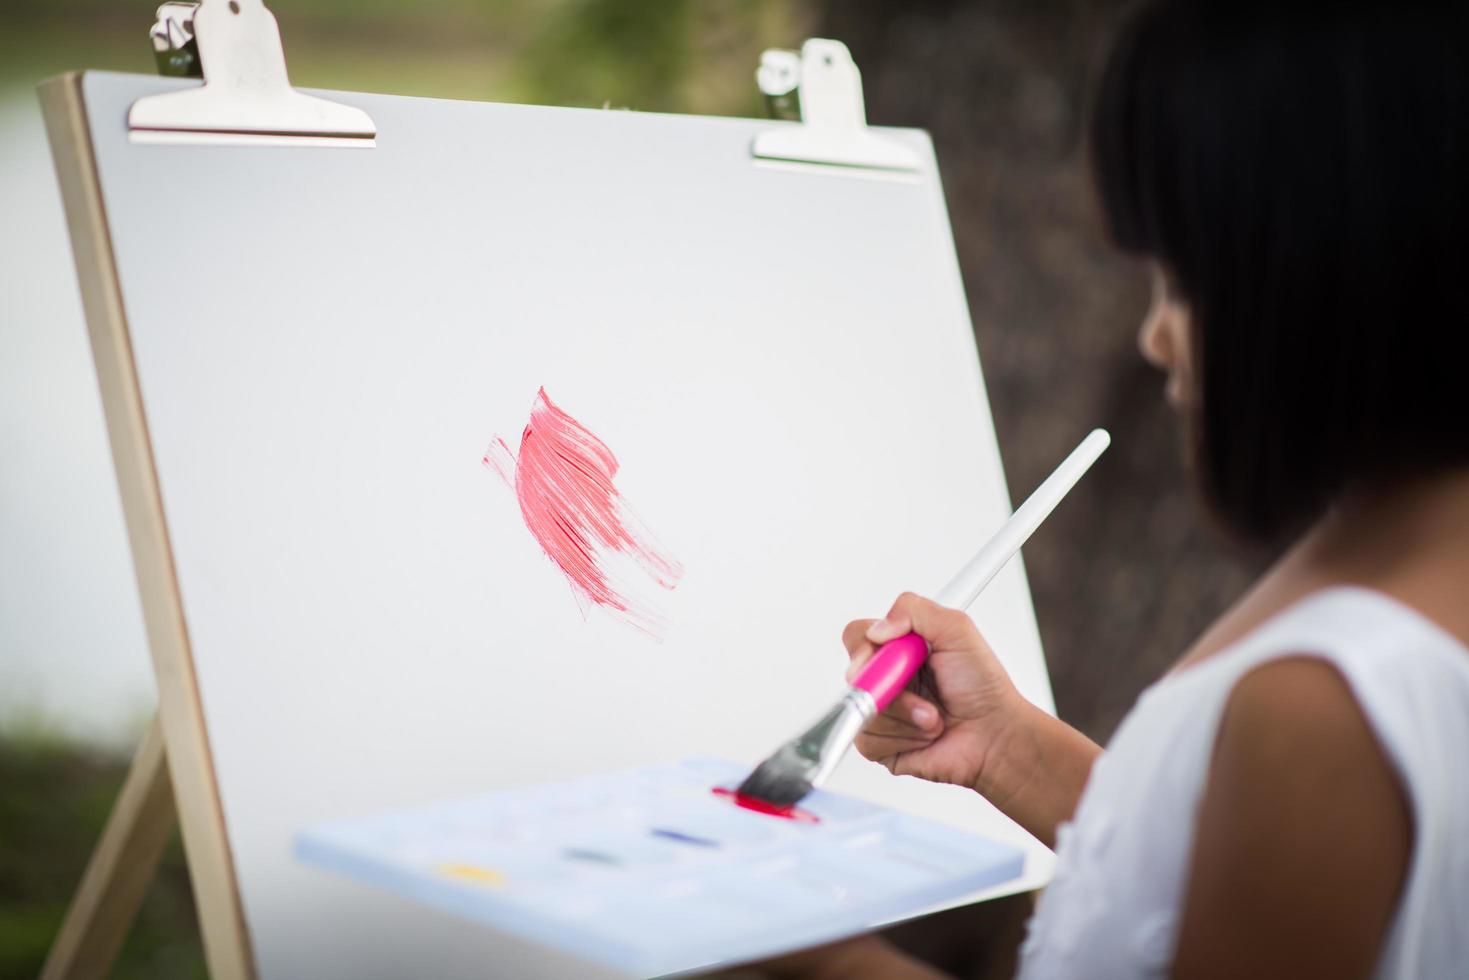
[1019,586,1469,979]
[1110,585,1469,820]
[1156,585,1469,763]
[1169,651,1414,976]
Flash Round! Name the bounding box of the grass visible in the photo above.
[0,737,206,980]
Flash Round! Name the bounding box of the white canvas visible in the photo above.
[79,72,1056,978]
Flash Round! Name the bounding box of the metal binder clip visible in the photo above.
[757,49,802,122]
[751,38,920,173]
[150,2,203,78]
[129,0,376,148]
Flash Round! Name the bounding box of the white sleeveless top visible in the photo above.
[1017,587,1469,979]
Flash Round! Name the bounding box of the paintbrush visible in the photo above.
[736,428,1111,810]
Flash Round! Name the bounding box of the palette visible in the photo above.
[296,758,1024,977]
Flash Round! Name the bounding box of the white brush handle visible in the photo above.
[934,428,1110,610]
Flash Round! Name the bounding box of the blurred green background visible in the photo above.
[0,0,815,114]
[0,1,1258,977]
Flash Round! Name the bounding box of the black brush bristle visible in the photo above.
[735,746,817,808]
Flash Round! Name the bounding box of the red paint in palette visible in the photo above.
[712,787,820,824]
[484,388,683,637]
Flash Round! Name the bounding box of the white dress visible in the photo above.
[1016,587,1469,978]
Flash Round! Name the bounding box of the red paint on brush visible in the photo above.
[712,787,821,824]
[484,388,682,636]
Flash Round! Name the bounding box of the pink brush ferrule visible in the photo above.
[850,632,930,711]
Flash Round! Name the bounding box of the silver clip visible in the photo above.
[756,48,802,122]
[752,38,920,173]
[150,2,202,78]
[129,0,376,148]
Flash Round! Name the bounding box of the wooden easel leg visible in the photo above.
[40,713,176,980]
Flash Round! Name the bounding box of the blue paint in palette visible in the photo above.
[650,827,721,848]
[295,758,1024,976]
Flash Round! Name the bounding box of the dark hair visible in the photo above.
[1091,1,1469,543]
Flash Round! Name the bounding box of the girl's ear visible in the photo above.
[1139,265,1184,371]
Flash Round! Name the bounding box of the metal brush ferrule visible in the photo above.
[841,687,877,724]
[795,688,877,788]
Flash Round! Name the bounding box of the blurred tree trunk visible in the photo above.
[815,0,1262,744]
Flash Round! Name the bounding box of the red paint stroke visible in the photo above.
[712,787,821,824]
[484,388,682,637]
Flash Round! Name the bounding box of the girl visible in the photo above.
[768,2,1469,976]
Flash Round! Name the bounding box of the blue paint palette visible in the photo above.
[296,759,1024,977]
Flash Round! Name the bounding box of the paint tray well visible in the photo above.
[295,758,1025,977]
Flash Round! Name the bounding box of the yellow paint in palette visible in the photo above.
[436,862,507,887]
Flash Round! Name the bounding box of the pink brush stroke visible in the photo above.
[483,388,683,637]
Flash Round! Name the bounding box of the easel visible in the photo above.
[37,5,916,975]
[36,0,384,971]
[39,51,263,980]
[40,718,180,979]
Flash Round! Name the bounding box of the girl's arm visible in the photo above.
[970,696,1103,849]
[1172,657,1411,979]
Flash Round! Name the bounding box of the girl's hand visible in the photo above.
[844,592,1023,792]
